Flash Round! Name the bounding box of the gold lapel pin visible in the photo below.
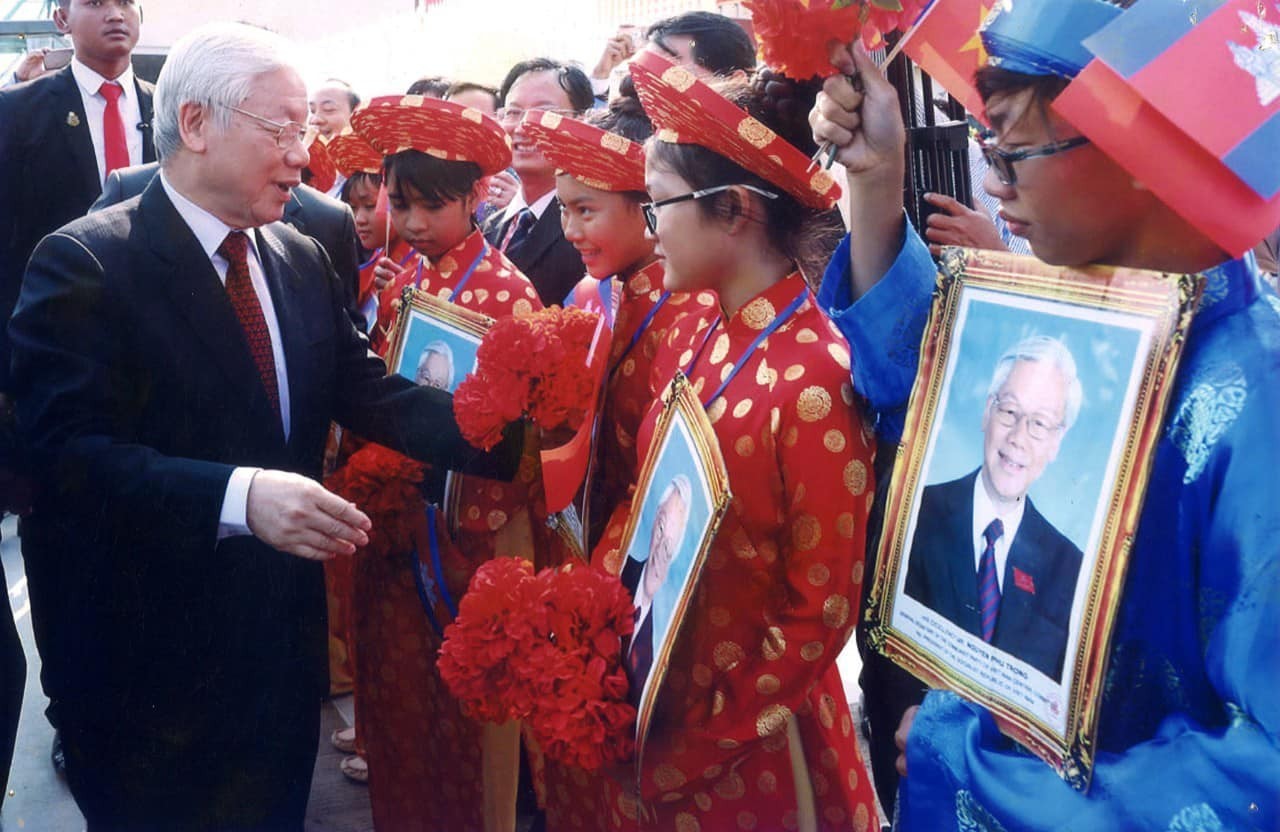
[66,111,81,127]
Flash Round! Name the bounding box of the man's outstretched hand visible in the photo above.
[247,470,371,561]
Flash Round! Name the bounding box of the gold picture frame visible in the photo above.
[864,247,1201,788]
[617,372,732,765]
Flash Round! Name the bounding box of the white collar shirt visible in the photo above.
[70,56,144,184]
[501,188,555,224]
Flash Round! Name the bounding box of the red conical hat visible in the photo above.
[519,110,646,193]
[351,95,512,176]
[629,49,840,209]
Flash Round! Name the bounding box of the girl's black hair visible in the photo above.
[339,170,383,204]
[383,150,482,206]
[645,78,832,278]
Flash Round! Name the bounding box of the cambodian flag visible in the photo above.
[1055,0,1280,256]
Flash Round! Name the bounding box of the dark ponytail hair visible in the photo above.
[646,79,833,278]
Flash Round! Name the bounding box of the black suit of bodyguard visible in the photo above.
[0,56,155,808]
[8,23,519,830]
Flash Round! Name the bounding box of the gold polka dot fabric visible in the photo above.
[349,228,549,829]
[595,272,877,830]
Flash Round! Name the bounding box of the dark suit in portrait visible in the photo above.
[904,469,1084,682]
[483,198,584,307]
[8,180,518,829]
[93,162,364,326]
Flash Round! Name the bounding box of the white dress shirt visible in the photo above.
[159,174,292,539]
[500,187,556,224]
[70,57,144,185]
[971,474,1026,593]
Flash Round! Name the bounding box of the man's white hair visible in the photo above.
[153,23,298,162]
[986,334,1083,430]
[659,474,693,512]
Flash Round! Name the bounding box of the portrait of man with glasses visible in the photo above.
[904,334,1085,684]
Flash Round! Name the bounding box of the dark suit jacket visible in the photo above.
[8,179,517,732]
[0,66,156,390]
[93,162,363,325]
[903,470,1083,682]
[483,197,584,306]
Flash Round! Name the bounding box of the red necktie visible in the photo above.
[98,81,129,177]
[978,518,1004,642]
[217,232,281,421]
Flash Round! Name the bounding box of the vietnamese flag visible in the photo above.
[901,0,998,120]
[1056,0,1280,256]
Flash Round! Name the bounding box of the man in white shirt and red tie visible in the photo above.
[0,0,155,798]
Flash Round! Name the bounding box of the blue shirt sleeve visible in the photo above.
[816,221,936,442]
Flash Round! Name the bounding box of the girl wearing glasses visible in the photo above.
[520,91,717,555]
[588,50,879,831]
[345,96,545,831]
[516,91,717,830]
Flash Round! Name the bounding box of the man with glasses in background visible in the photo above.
[903,335,1084,684]
[8,23,519,830]
[484,58,593,305]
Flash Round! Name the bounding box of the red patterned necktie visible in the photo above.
[98,81,129,177]
[978,518,1004,642]
[217,232,280,421]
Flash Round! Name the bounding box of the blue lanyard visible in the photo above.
[359,246,417,271]
[684,287,809,409]
[609,290,671,382]
[411,504,460,639]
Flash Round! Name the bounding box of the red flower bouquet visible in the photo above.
[322,443,427,560]
[438,559,637,770]
[517,564,637,771]
[437,556,540,723]
[746,0,931,80]
[453,306,606,450]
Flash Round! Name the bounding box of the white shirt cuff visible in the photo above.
[218,466,261,540]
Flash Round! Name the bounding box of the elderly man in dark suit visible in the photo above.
[8,22,517,830]
[905,335,1085,683]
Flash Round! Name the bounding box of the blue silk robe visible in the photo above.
[818,225,1280,830]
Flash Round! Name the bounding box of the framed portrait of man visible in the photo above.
[384,290,494,394]
[386,291,494,538]
[864,247,1201,787]
[617,373,731,759]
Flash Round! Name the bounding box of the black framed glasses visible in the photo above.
[640,184,779,233]
[219,103,308,149]
[980,135,1090,186]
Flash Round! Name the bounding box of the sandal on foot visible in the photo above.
[340,754,368,784]
[330,726,357,753]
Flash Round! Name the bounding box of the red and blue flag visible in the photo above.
[1056,0,1280,256]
